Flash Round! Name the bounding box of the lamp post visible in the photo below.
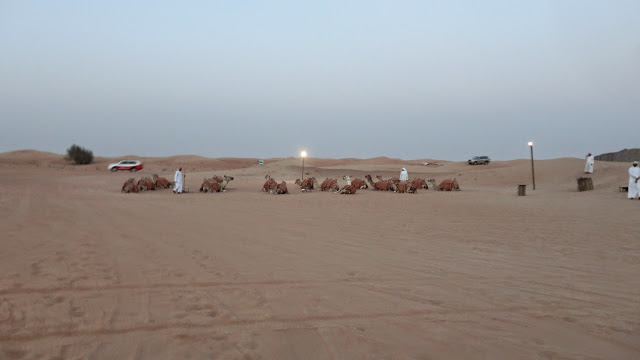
[528,142,536,190]
[300,151,307,180]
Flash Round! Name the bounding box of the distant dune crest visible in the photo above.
[595,148,640,162]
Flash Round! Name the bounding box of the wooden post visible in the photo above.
[577,177,593,191]
[518,184,526,196]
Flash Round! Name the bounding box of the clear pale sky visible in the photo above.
[1,1,638,160]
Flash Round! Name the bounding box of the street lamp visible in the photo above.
[528,142,536,190]
[300,151,307,180]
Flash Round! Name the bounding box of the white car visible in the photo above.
[108,160,144,172]
[468,156,490,165]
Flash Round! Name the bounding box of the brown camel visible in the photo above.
[351,178,368,189]
[342,175,368,189]
[136,177,155,191]
[121,178,139,193]
[152,174,172,189]
[394,181,416,193]
[365,175,395,191]
[411,178,428,190]
[263,175,278,193]
[295,177,318,191]
[200,179,216,193]
[337,185,358,194]
[275,181,288,194]
[376,175,401,185]
[437,178,460,191]
[320,178,339,191]
[200,175,234,193]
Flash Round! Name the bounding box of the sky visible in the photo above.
[1,1,639,160]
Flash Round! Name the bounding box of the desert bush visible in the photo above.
[66,144,94,165]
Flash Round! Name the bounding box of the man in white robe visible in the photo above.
[629,161,640,200]
[173,167,183,194]
[400,168,409,181]
[584,153,594,174]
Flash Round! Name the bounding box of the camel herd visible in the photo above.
[121,174,174,193]
[122,172,460,195]
[261,174,460,195]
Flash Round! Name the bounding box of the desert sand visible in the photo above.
[0,150,639,359]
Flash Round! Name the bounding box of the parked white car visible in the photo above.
[107,160,144,172]
[468,156,490,165]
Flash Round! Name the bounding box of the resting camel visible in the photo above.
[152,174,172,189]
[394,181,416,193]
[411,178,428,190]
[342,175,368,189]
[200,179,216,193]
[263,175,278,193]
[437,178,460,191]
[376,175,401,185]
[137,177,155,191]
[295,177,318,191]
[337,185,358,194]
[121,178,139,193]
[320,178,339,191]
[200,175,234,193]
[351,178,368,189]
[275,181,288,194]
[365,175,395,191]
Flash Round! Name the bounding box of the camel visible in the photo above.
[411,178,428,190]
[220,175,233,189]
[200,175,234,193]
[437,178,460,191]
[275,181,288,194]
[376,175,401,185]
[121,178,139,193]
[427,179,437,190]
[295,177,318,191]
[342,175,368,189]
[365,175,395,191]
[152,174,172,189]
[337,185,358,194]
[351,178,369,189]
[144,177,156,190]
[320,178,340,191]
[394,181,416,193]
[200,179,216,193]
[263,175,278,193]
[137,177,155,191]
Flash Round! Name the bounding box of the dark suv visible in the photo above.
[468,156,490,165]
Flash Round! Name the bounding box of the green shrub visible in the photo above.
[66,144,94,165]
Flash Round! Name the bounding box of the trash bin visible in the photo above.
[518,184,526,196]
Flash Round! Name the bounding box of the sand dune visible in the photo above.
[0,151,638,359]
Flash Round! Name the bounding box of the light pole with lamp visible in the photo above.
[300,151,307,181]
[528,142,536,190]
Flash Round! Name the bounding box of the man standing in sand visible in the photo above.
[584,153,594,174]
[173,167,183,194]
[629,161,640,200]
[400,167,409,181]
